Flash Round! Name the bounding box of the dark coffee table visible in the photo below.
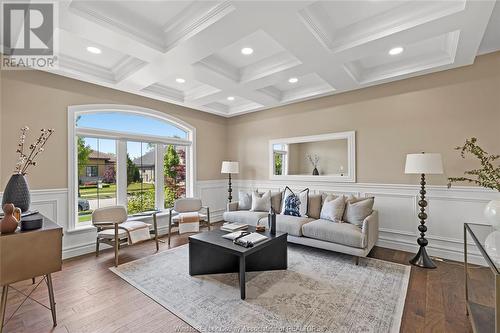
[188,226,288,299]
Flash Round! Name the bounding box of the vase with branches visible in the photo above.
[306,154,320,176]
[448,137,500,228]
[2,127,55,212]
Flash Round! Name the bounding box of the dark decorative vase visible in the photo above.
[312,167,319,176]
[2,174,31,212]
[268,208,276,235]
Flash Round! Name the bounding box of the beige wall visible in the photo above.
[2,52,499,190]
[0,70,228,190]
[227,52,500,185]
[287,139,348,176]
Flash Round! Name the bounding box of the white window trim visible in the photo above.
[68,104,196,231]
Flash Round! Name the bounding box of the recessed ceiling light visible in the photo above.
[175,78,186,83]
[227,96,235,101]
[288,77,298,83]
[388,47,404,56]
[86,46,102,54]
[241,47,253,55]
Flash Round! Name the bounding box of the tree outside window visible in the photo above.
[164,145,186,208]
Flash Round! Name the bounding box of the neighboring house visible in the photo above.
[79,150,116,184]
[132,150,155,183]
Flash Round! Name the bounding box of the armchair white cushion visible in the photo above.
[92,205,159,267]
[174,198,202,213]
[168,198,211,247]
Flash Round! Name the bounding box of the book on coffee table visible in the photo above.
[222,231,268,244]
[220,223,248,232]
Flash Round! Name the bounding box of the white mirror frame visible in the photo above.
[269,131,356,182]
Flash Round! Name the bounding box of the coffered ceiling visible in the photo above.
[41,1,499,116]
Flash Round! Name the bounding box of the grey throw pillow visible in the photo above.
[238,191,252,210]
[271,192,282,212]
[344,197,375,226]
[320,195,345,222]
[307,194,322,219]
[250,191,271,212]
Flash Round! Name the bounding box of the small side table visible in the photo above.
[464,223,500,333]
[0,215,62,333]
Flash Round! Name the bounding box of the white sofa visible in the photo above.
[223,193,379,263]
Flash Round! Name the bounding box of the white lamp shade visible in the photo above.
[221,161,239,174]
[405,153,443,174]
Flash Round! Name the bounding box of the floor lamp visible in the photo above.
[221,161,239,203]
[405,152,444,269]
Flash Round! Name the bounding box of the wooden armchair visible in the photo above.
[168,198,210,247]
[92,206,159,266]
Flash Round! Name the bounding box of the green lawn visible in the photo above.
[127,182,154,192]
[79,182,155,199]
[79,184,117,199]
[77,182,156,223]
[78,213,92,223]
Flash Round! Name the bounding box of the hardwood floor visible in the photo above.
[2,227,485,333]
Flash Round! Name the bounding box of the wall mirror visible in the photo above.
[269,131,356,182]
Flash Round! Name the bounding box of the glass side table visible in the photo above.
[464,223,500,333]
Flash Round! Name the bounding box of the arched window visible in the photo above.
[68,105,195,228]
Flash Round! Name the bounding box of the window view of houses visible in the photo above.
[77,137,186,222]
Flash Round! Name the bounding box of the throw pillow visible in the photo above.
[344,197,375,226]
[322,192,340,202]
[281,187,309,217]
[271,191,282,213]
[320,195,345,222]
[250,190,271,212]
[238,191,252,210]
[307,194,322,219]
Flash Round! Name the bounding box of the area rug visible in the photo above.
[110,244,410,333]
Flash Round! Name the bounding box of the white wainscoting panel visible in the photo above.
[2,180,498,264]
[232,180,500,265]
[195,179,228,222]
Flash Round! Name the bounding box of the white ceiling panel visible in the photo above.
[27,0,498,117]
[59,30,125,68]
[345,31,460,84]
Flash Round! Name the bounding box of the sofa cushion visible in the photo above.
[344,197,374,226]
[302,219,365,249]
[251,190,271,212]
[223,211,268,226]
[271,192,282,212]
[260,214,314,237]
[307,194,322,219]
[320,195,345,222]
[281,187,309,217]
[238,191,252,210]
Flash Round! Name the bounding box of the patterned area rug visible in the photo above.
[110,244,410,333]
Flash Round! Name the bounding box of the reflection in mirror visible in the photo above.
[273,144,288,176]
[287,139,347,176]
[269,131,355,182]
